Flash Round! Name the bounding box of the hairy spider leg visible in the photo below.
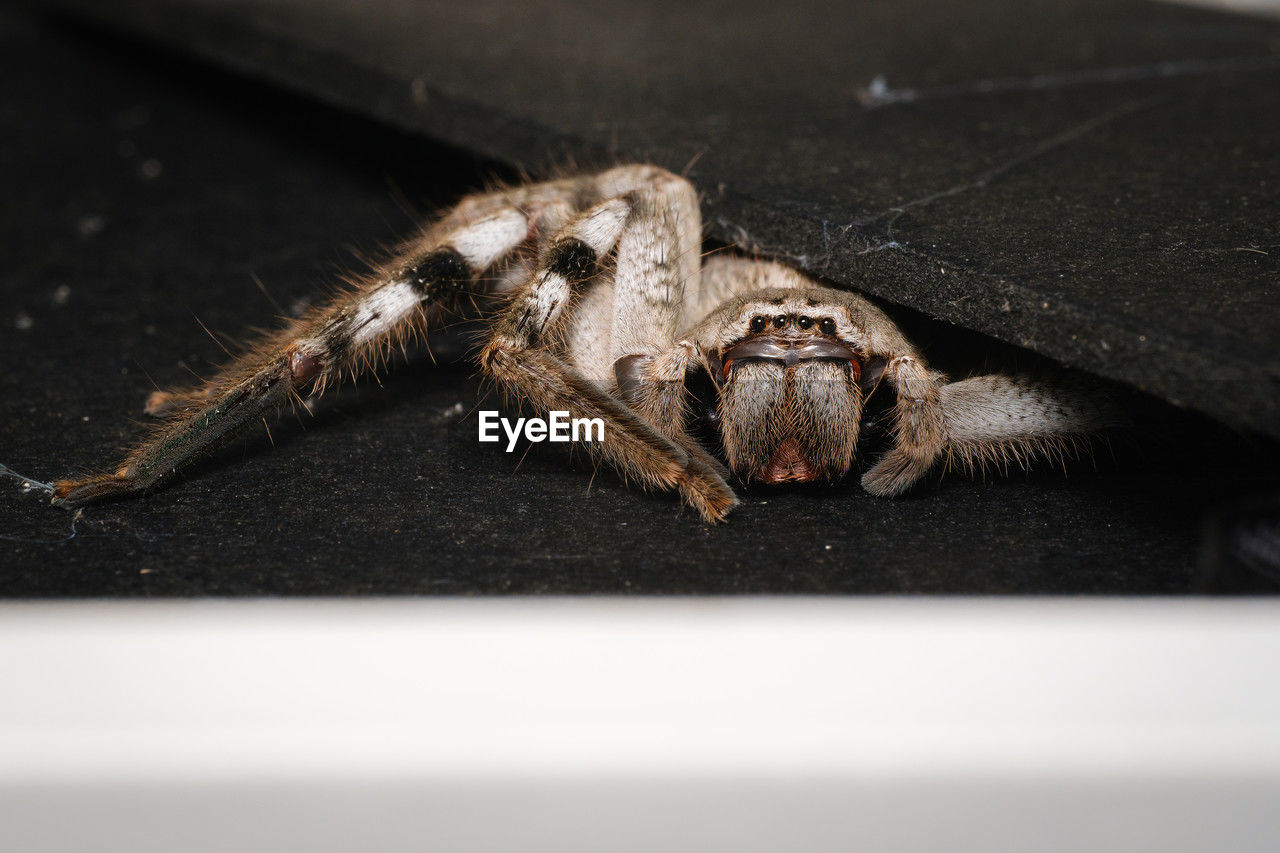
[937,375,1121,478]
[859,354,950,496]
[858,354,1122,496]
[481,190,736,522]
[605,175,736,482]
[51,208,533,507]
[614,342,731,484]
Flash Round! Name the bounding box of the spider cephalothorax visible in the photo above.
[52,165,1116,521]
[709,293,869,486]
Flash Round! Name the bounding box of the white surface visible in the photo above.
[1,598,1278,851]
[1171,0,1280,16]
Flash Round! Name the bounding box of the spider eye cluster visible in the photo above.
[747,313,838,335]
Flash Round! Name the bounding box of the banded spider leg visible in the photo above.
[52,166,738,519]
[50,193,537,507]
[480,168,736,520]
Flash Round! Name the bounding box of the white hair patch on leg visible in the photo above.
[570,198,631,253]
[350,281,420,346]
[450,210,529,268]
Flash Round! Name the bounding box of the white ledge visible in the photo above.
[2,598,1278,851]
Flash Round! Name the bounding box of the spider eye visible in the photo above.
[796,315,814,330]
[749,315,766,333]
[819,317,836,335]
[773,315,788,329]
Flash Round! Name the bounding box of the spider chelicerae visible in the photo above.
[52,165,1116,521]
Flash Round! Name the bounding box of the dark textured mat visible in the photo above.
[1,9,1276,594]
[34,0,1280,440]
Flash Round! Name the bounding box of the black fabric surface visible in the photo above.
[36,0,1280,440]
[1,8,1277,594]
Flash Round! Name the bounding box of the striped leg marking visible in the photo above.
[52,210,531,507]
[482,196,736,521]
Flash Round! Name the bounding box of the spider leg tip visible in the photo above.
[49,472,138,509]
